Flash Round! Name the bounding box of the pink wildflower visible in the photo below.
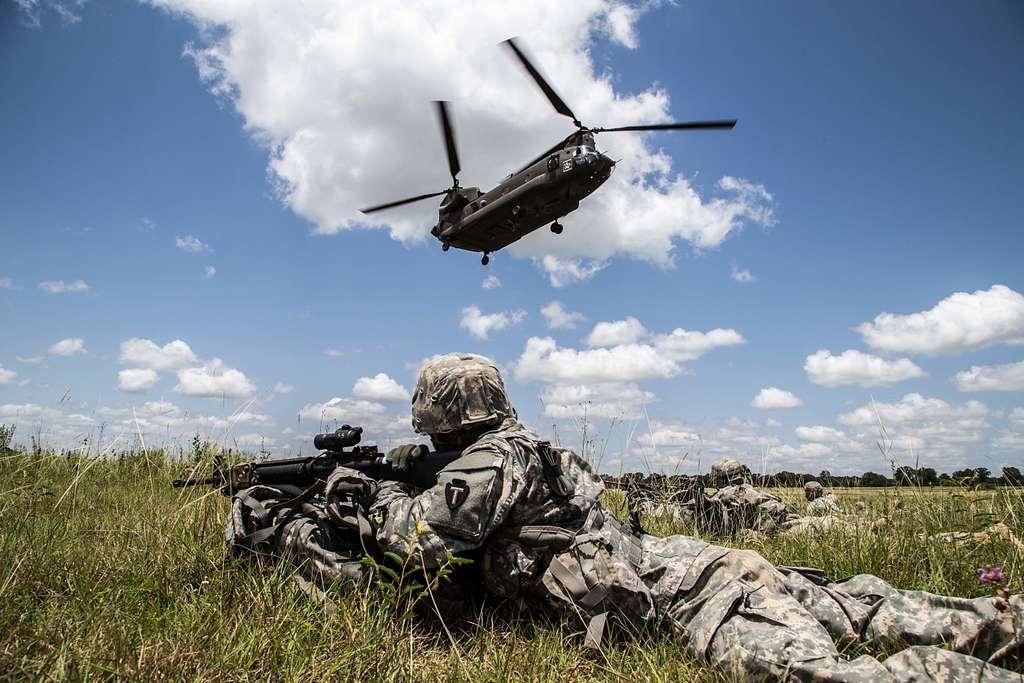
[977,565,1006,585]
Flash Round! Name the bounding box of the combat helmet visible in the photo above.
[709,457,752,487]
[411,353,516,435]
[804,480,824,501]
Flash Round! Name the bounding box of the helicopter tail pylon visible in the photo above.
[360,100,463,214]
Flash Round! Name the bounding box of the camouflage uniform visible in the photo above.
[801,480,841,517]
[700,458,802,535]
[623,476,706,528]
[227,354,1022,681]
[808,495,841,517]
[804,480,825,501]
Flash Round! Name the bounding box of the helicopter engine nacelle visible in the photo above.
[439,187,480,215]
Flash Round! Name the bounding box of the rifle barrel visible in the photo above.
[170,449,464,492]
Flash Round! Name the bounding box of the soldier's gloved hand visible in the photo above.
[325,467,379,505]
[386,444,429,471]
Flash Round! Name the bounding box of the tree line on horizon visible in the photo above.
[604,466,1024,489]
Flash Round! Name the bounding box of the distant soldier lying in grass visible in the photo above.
[226,353,1023,682]
[624,458,845,537]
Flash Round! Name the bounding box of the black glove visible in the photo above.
[386,443,429,471]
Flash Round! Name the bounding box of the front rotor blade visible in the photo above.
[514,133,575,175]
[594,120,737,133]
[434,101,460,184]
[502,38,578,125]
[360,190,448,214]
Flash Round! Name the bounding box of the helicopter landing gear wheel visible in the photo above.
[441,242,450,252]
[481,253,490,266]
[550,221,563,235]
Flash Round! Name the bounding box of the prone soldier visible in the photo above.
[227,353,1022,681]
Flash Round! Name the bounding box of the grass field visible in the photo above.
[2,448,1022,681]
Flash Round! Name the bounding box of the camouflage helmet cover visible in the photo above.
[804,480,824,501]
[411,353,516,435]
[710,457,752,486]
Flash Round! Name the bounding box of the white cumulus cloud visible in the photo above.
[586,316,646,347]
[175,359,256,398]
[516,314,743,385]
[540,382,654,420]
[39,279,89,294]
[152,1,771,278]
[540,301,585,330]
[481,275,501,289]
[205,265,217,279]
[299,397,387,423]
[993,407,1024,452]
[119,338,198,371]
[14,0,83,27]
[839,393,988,429]
[234,433,276,449]
[175,235,210,252]
[837,393,990,463]
[583,318,744,360]
[298,396,414,442]
[118,368,159,393]
[537,256,607,288]
[352,373,411,402]
[856,285,1024,356]
[514,337,679,384]
[273,382,295,395]
[48,338,86,356]
[652,327,745,362]
[730,264,754,283]
[460,306,526,340]
[794,425,846,443]
[804,349,926,387]
[751,387,803,409]
[0,276,12,289]
[770,442,832,462]
[952,360,1024,392]
[0,365,16,384]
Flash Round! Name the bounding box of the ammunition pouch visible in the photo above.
[538,442,574,499]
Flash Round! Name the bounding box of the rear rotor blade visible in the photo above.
[502,38,579,126]
[593,120,737,133]
[360,190,448,214]
[434,101,460,184]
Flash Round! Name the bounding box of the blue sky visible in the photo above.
[1,0,1022,475]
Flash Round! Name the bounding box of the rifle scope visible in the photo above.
[313,425,363,451]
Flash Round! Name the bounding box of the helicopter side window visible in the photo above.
[547,155,559,172]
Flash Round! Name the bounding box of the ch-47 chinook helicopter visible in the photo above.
[361,38,736,266]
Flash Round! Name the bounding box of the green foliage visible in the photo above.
[0,424,15,455]
[0,451,1022,681]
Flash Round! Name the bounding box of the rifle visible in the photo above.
[171,424,461,494]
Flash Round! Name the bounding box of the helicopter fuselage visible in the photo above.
[430,142,614,254]
[361,39,734,265]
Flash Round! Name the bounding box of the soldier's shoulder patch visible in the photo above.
[445,478,470,509]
